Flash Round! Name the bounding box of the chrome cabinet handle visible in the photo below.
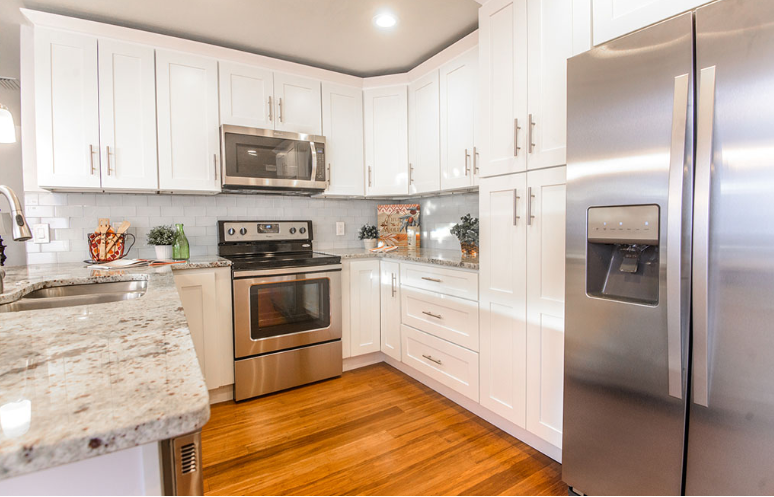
[422,311,442,319]
[667,73,690,400]
[527,187,535,225]
[422,354,442,365]
[513,189,520,226]
[268,96,273,121]
[528,114,535,153]
[473,146,479,175]
[693,66,716,408]
[368,166,372,187]
[464,149,471,176]
[514,118,521,156]
[213,154,219,181]
[89,144,97,175]
[391,273,396,297]
[278,97,283,123]
[409,163,414,185]
[421,276,441,283]
[106,145,113,175]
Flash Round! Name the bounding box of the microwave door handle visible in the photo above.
[310,142,318,183]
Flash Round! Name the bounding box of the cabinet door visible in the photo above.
[156,50,220,193]
[526,0,583,170]
[174,270,219,390]
[380,261,401,361]
[322,82,365,196]
[98,39,158,191]
[593,0,710,45]
[440,48,478,191]
[273,73,322,135]
[408,71,441,194]
[350,260,381,356]
[364,85,409,196]
[525,166,566,447]
[218,61,274,129]
[479,0,528,178]
[479,173,528,427]
[34,28,101,189]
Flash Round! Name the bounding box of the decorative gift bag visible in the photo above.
[377,204,420,248]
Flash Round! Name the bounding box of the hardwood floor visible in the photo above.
[202,363,566,496]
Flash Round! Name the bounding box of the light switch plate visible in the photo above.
[32,223,50,244]
[336,222,345,236]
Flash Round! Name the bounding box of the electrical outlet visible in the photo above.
[33,223,50,244]
[336,222,345,236]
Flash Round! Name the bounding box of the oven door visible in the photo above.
[233,265,342,358]
[221,125,327,191]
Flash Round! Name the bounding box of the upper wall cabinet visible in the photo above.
[364,85,409,196]
[322,82,365,196]
[440,48,479,191]
[218,61,274,129]
[34,28,159,191]
[156,50,221,193]
[408,71,441,194]
[479,0,590,177]
[593,0,711,45]
[273,73,322,136]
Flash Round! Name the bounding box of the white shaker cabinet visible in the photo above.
[218,61,274,129]
[408,71,441,194]
[97,39,158,191]
[380,261,401,361]
[349,259,382,357]
[593,0,711,46]
[440,48,479,191]
[478,0,528,178]
[34,28,101,190]
[156,50,221,193]
[273,73,322,136]
[364,85,409,196]
[322,82,365,196]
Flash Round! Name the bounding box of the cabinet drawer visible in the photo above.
[402,286,479,351]
[400,263,478,300]
[401,325,479,401]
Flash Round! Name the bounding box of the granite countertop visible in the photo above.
[0,256,230,480]
[319,247,479,270]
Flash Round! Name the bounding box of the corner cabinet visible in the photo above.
[408,71,441,194]
[156,50,221,193]
[478,0,590,177]
[364,85,409,196]
[380,261,401,361]
[322,82,365,196]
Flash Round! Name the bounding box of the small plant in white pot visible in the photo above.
[358,224,379,250]
[147,225,176,260]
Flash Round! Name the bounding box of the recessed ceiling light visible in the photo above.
[373,13,398,29]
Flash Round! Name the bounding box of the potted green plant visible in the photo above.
[358,224,379,250]
[450,214,479,258]
[147,225,176,260]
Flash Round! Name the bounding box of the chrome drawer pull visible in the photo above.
[422,354,442,365]
[422,311,442,319]
[421,277,442,283]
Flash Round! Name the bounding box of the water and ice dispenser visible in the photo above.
[586,205,660,305]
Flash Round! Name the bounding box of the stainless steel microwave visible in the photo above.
[220,125,327,193]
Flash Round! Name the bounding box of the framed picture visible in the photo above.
[377,204,420,248]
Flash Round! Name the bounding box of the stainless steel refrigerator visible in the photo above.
[563,0,774,494]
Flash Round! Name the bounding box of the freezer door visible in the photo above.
[687,1,774,494]
[563,12,694,496]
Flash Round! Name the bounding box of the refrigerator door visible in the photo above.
[687,1,774,494]
[563,13,694,496]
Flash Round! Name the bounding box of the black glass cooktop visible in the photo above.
[224,251,341,272]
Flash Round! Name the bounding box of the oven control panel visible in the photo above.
[220,221,311,242]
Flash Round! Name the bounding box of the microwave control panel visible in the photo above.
[220,221,311,242]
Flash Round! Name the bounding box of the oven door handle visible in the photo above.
[233,264,342,279]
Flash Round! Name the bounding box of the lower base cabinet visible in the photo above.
[380,261,401,361]
[173,267,233,391]
[347,259,381,357]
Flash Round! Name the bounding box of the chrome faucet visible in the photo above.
[0,185,31,294]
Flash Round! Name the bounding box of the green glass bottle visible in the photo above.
[172,223,190,260]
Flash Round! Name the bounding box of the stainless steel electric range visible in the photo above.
[217,220,342,401]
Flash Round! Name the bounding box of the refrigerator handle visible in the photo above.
[666,73,690,400]
[693,66,717,408]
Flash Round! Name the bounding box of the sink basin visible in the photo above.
[0,280,148,313]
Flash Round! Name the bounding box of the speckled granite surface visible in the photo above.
[318,248,479,270]
[0,256,230,480]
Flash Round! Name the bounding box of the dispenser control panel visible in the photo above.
[587,205,659,245]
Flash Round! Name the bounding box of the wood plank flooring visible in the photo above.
[201,363,566,496]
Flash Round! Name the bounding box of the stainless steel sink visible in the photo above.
[0,280,148,313]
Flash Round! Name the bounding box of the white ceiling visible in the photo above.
[22,0,481,77]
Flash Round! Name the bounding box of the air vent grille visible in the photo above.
[0,78,20,91]
[180,442,197,474]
